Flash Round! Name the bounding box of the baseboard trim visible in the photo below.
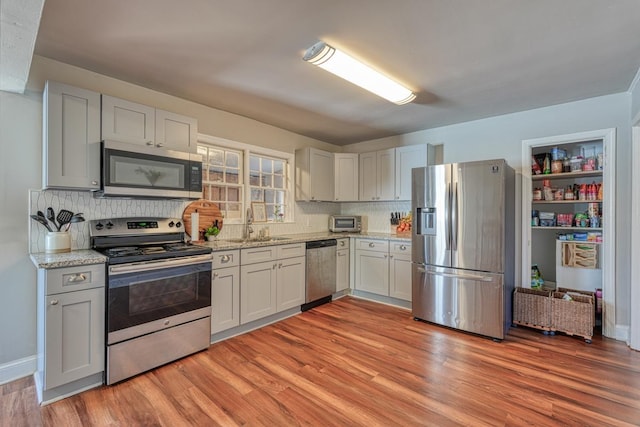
[0,355,36,385]
[615,324,630,344]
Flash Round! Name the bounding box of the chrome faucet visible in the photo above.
[244,207,254,239]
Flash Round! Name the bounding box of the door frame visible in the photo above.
[631,118,640,350]
[521,129,616,338]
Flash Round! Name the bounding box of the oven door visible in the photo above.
[107,254,212,344]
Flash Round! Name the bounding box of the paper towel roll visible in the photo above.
[191,212,199,240]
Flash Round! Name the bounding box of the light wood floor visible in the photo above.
[2,296,640,426]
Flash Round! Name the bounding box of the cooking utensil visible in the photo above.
[30,214,53,232]
[64,214,85,232]
[46,207,58,230]
[56,209,74,231]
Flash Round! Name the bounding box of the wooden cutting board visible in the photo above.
[182,200,224,239]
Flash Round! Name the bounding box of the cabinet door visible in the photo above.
[276,256,306,312]
[395,145,427,200]
[43,81,101,190]
[101,95,155,146]
[45,287,104,389]
[310,148,334,201]
[334,153,359,201]
[155,109,197,152]
[355,250,389,296]
[240,261,277,324]
[336,248,350,292]
[211,266,240,334]
[390,252,412,301]
[377,148,396,201]
[359,152,377,201]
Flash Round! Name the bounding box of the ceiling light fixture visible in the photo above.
[303,41,416,105]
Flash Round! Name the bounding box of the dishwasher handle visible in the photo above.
[306,239,337,250]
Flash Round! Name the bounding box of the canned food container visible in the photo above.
[551,160,563,174]
[532,189,542,200]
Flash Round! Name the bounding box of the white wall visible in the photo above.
[630,68,640,122]
[345,93,632,329]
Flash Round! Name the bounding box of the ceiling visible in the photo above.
[32,0,640,145]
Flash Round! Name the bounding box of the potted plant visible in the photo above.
[204,224,220,241]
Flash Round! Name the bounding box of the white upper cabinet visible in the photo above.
[102,95,197,152]
[101,95,155,146]
[359,148,395,201]
[395,144,428,200]
[155,109,197,152]
[43,81,101,191]
[334,153,359,202]
[295,147,334,201]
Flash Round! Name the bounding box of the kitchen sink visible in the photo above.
[223,236,291,243]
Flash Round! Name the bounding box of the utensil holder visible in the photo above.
[45,231,71,253]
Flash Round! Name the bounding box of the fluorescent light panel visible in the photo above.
[303,42,415,105]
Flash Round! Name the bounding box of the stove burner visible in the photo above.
[105,247,142,257]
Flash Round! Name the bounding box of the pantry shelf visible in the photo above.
[532,200,602,205]
[532,226,602,231]
[532,170,602,180]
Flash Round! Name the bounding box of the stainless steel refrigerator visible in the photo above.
[411,159,515,340]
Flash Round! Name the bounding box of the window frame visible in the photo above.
[197,134,294,224]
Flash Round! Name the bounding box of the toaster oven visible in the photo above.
[329,215,361,233]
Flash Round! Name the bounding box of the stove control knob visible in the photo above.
[95,222,104,230]
[106,221,114,229]
[175,221,182,228]
[168,221,175,227]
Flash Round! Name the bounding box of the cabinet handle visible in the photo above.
[67,273,86,283]
[91,180,98,186]
[340,241,345,247]
[384,254,388,258]
[156,143,164,148]
[273,263,277,269]
[369,242,375,248]
[389,255,393,259]
[146,141,154,146]
[164,320,170,326]
[400,245,407,251]
[278,263,283,269]
[213,272,219,278]
[220,255,231,263]
[50,299,59,306]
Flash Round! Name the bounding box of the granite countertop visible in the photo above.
[30,249,108,269]
[29,232,411,268]
[201,231,411,251]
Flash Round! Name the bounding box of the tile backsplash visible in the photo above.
[29,190,411,253]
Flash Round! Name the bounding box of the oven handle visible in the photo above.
[108,254,213,275]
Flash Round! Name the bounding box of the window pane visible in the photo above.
[261,174,272,187]
[273,160,284,175]
[264,189,275,204]
[251,188,264,202]
[273,175,283,189]
[197,146,208,157]
[203,185,210,200]
[226,169,239,184]
[228,187,241,202]
[210,186,225,200]
[226,204,242,220]
[226,152,239,168]
[209,166,223,182]
[266,206,275,221]
[209,149,224,165]
[249,172,260,186]
[275,191,285,205]
[250,156,259,172]
[262,158,273,174]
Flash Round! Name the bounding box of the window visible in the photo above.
[197,145,243,222]
[197,135,292,223]
[249,154,288,221]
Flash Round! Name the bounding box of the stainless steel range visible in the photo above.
[90,217,213,385]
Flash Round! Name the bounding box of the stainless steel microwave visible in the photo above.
[100,140,203,199]
[329,215,362,233]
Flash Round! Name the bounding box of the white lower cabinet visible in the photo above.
[240,243,305,325]
[336,238,350,292]
[389,242,412,301]
[36,264,105,403]
[211,250,240,334]
[355,238,412,301]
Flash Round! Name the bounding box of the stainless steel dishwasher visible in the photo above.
[302,239,337,311]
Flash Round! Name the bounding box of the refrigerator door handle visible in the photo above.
[418,266,494,282]
[445,182,451,251]
[451,182,458,251]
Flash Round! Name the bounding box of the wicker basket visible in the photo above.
[551,287,595,342]
[513,287,552,331]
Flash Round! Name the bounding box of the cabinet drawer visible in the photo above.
[355,239,389,253]
[45,264,105,295]
[212,250,240,269]
[390,241,411,255]
[276,243,306,259]
[241,246,277,264]
[336,238,350,250]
